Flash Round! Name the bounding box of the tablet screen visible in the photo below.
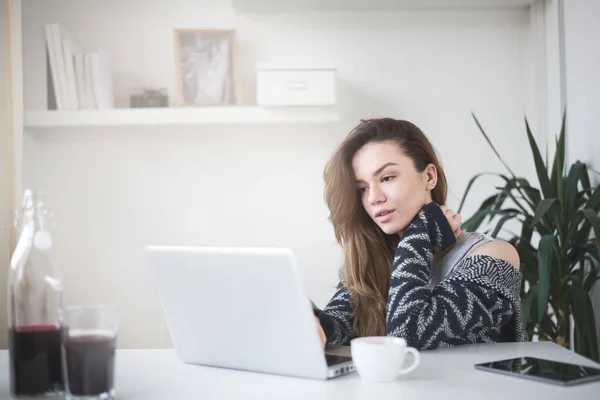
[475,357,600,385]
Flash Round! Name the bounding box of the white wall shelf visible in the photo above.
[23,107,340,129]
[231,0,537,13]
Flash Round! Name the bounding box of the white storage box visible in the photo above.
[256,65,337,106]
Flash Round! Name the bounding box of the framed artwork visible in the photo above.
[174,29,238,106]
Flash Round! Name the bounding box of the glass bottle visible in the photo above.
[8,190,65,399]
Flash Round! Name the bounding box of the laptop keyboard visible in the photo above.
[325,354,352,366]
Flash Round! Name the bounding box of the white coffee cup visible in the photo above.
[350,336,420,382]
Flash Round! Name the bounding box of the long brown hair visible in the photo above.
[323,118,447,337]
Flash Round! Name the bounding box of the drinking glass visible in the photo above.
[62,305,119,400]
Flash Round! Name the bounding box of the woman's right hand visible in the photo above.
[315,316,327,349]
[440,205,462,239]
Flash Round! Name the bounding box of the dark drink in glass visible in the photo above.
[62,305,119,400]
[64,332,117,396]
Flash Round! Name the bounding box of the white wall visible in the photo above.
[563,0,600,170]
[0,0,11,349]
[562,0,600,353]
[21,0,535,348]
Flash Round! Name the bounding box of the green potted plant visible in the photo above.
[459,113,600,362]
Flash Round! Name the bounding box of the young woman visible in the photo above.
[314,118,524,350]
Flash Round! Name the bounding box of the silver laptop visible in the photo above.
[145,245,355,380]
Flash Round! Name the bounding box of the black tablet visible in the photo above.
[474,357,600,386]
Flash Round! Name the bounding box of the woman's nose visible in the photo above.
[368,185,385,205]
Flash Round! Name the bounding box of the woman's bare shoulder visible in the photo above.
[467,240,520,270]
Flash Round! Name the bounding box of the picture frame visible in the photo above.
[174,29,238,106]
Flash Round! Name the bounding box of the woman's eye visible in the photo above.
[357,187,367,194]
[382,176,395,182]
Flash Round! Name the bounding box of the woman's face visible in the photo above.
[352,140,436,236]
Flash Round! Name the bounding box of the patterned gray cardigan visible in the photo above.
[314,202,525,350]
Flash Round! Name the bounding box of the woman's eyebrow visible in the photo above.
[355,162,398,184]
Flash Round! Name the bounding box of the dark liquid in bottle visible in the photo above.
[9,325,64,396]
[64,332,117,396]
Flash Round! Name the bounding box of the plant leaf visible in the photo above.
[581,209,600,264]
[501,179,535,215]
[515,178,541,206]
[530,198,557,228]
[522,285,538,329]
[587,185,600,212]
[490,212,520,238]
[565,162,586,223]
[457,172,507,214]
[460,194,501,231]
[551,113,566,206]
[520,263,538,287]
[588,242,600,263]
[539,313,558,339]
[583,264,600,292]
[519,217,534,244]
[537,235,555,319]
[579,162,591,199]
[570,184,600,247]
[472,113,516,177]
[571,276,600,361]
[525,118,555,199]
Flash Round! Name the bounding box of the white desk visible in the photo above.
[1,342,599,399]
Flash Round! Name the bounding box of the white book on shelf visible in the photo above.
[73,53,89,109]
[98,49,115,108]
[84,53,97,109]
[49,24,72,109]
[88,50,115,109]
[61,38,80,110]
[44,24,64,110]
[58,24,83,110]
[89,52,105,109]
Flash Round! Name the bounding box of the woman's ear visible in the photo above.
[424,164,438,190]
